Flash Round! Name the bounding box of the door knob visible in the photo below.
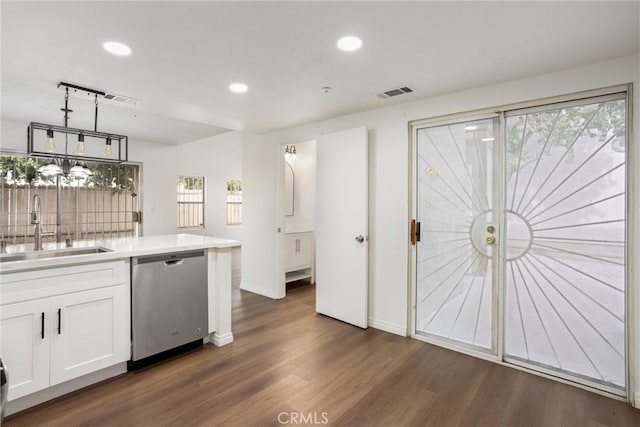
[486,235,496,245]
[355,235,365,243]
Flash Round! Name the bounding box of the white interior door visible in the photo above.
[316,126,368,328]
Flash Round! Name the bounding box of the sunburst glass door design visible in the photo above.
[416,117,499,353]
[504,96,626,391]
[415,94,627,393]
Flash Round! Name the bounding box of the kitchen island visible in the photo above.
[0,233,240,415]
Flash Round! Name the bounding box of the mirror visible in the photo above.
[284,161,295,216]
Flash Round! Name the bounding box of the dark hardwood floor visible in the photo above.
[6,282,640,426]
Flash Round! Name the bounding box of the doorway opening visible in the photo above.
[276,140,317,298]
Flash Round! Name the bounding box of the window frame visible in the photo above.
[177,175,205,229]
[226,179,242,226]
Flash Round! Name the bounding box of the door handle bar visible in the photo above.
[410,219,421,245]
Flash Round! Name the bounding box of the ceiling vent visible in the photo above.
[377,86,414,99]
[102,92,140,105]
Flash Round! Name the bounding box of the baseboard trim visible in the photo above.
[634,391,640,408]
[240,282,282,299]
[368,318,407,337]
[213,332,234,346]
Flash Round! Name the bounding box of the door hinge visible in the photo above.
[132,211,143,224]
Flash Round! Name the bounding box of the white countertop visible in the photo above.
[0,233,240,273]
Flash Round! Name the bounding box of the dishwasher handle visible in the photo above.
[132,250,206,265]
[163,259,184,267]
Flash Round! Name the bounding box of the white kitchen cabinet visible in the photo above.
[284,232,314,283]
[50,285,128,386]
[0,260,129,402]
[0,298,51,400]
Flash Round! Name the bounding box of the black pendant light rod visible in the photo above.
[61,87,72,128]
[94,94,99,132]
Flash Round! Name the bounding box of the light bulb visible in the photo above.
[76,134,85,154]
[46,129,55,152]
[104,138,113,157]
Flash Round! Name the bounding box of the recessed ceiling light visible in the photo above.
[103,41,132,56]
[229,82,248,93]
[481,137,495,142]
[337,36,362,52]
[464,125,478,131]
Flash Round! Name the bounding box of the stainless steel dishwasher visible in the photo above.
[131,250,207,362]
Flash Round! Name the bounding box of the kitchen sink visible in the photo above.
[0,247,112,263]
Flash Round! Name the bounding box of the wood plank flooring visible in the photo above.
[5,282,640,426]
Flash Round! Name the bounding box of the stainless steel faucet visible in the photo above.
[31,194,43,251]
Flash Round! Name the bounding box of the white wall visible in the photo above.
[241,54,640,400]
[240,132,279,297]
[283,140,316,232]
[175,132,243,241]
[0,120,243,241]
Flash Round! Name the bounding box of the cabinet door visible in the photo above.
[284,235,299,271]
[49,285,129,385]
[0,299,50,400]
[296,234,314,266]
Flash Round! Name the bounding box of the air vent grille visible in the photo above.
[103,93,139,105]
[377,85,414,99]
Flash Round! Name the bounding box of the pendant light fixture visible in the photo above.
[38,162,63,177]
[69,161,93,179]
[28,81,129,165]
[284,145,297,164]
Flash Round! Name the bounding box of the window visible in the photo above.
[0,154,140,245]
[226,179,242,225]
[177,176,204,228]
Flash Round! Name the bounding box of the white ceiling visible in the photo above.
[2,1,638,145]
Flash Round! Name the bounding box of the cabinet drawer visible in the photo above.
[1,260,129,305]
